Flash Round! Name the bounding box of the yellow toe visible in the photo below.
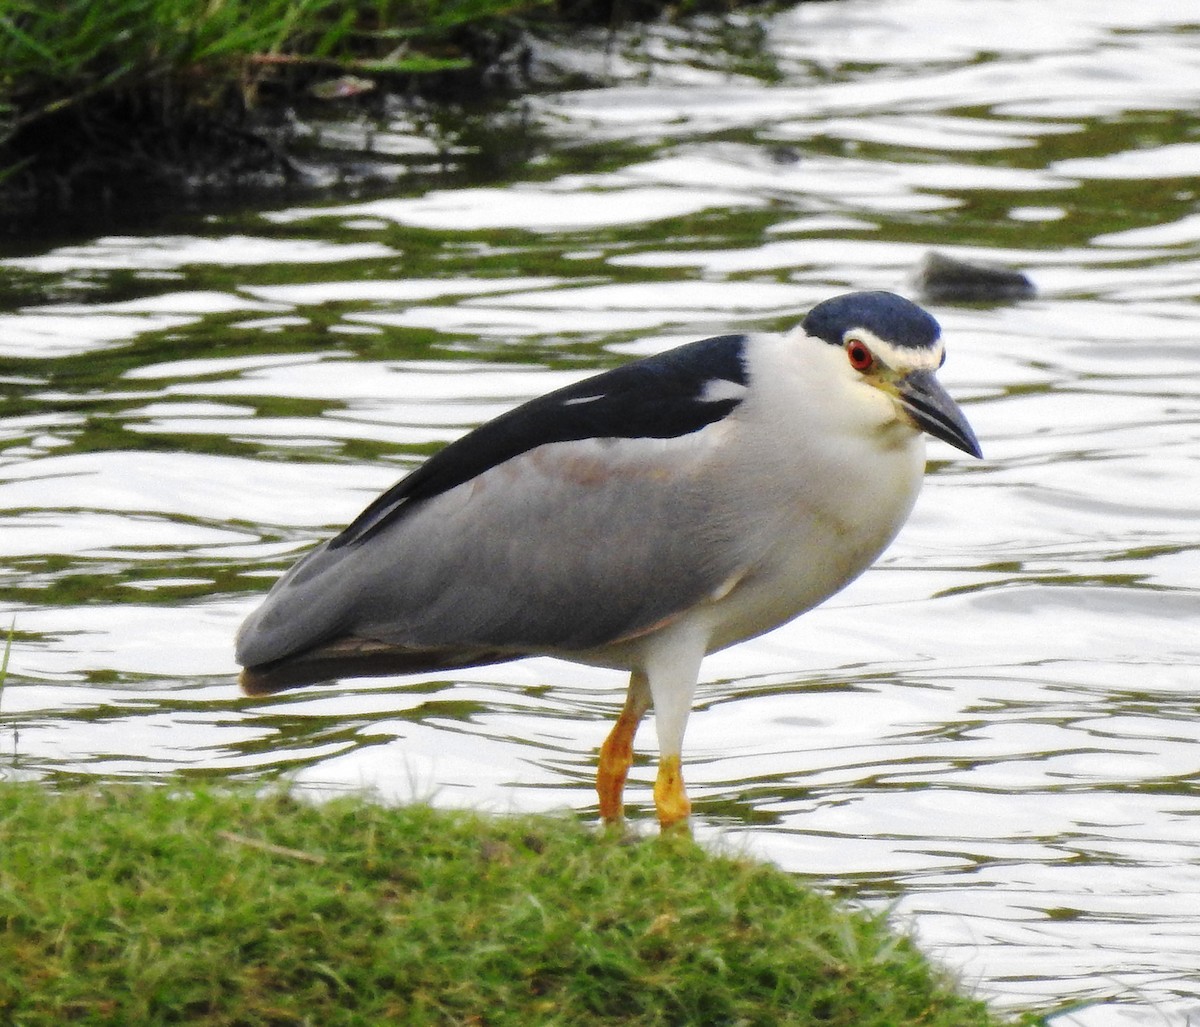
[653,753,691,830]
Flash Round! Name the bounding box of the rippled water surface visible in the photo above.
[3,1,1199,1023]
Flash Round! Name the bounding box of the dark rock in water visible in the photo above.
[766,145,802,165]
[913,250,1036,303]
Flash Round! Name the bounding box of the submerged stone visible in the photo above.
[913,250,1036,304]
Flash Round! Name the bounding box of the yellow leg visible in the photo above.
[596,671,650,824]
[596,708,638,823]
[653,753,691,831]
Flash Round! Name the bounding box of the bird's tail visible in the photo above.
[239,637,520,696]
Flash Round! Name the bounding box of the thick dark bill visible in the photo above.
[897,369,983,458]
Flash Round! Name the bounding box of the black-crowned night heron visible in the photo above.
[236,290,981,830]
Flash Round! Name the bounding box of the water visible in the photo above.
[2,1,1199,1022]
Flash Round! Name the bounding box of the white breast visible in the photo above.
[693,329,928,653]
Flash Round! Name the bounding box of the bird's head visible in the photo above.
[802,291,982,459]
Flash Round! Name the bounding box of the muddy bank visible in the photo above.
[0,2,775,235]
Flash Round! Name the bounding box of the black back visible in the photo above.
[330,334,749,548]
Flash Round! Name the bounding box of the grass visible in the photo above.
[0,784,1033,1026]
[1,0,539,202]
[0,0,744,212]
[0,0,504,133]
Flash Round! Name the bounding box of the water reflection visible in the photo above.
[2,1,1200,1024]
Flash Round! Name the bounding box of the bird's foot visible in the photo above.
[653,753,692,834]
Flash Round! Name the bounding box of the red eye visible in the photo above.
[846,339,874,372]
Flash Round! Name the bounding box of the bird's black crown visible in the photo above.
[803,291,941,350]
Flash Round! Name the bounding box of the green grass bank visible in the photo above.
[0,784,1033,1025]
[0,0,762,217]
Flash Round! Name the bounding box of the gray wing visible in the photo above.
[235,429,749,692]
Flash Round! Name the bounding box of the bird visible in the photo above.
[236,290,981,831]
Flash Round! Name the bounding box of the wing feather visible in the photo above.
[236,335,752,690]
[329,334,747,547]
[235,429,747,687]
